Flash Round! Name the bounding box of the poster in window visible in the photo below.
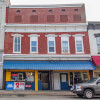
[14,82,25,90]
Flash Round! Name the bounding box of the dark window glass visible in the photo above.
[48,9,52,12]
[62,9,66,12]
[32,10,36,12]
[16,10,20,13]
[74,9,78,11]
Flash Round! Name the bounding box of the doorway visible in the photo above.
[60,73,69,90]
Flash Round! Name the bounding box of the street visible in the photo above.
[0,95,100,100]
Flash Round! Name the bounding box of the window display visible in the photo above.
[11,72,34,82]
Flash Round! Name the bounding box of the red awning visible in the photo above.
[92,56,100,66]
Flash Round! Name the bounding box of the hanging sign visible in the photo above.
[14,82,25,90]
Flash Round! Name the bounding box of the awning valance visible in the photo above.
[3,61,96,70]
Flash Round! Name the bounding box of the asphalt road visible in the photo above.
[0,95,100,100]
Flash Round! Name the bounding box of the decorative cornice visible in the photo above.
[72,34,85,37]
[59,34,71,37]
[28,34,40,37]
[11,34,24,37]
[45,34,58,37]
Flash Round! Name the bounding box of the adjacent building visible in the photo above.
[3,4,95,91]
[88,22,100,77]
[0,0,10,89]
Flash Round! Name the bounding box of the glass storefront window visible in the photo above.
[11,72,35,82]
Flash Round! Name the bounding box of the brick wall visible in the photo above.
[4,32,90,54]
[6,6,86,24]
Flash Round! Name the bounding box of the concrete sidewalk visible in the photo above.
[0,90,76,96]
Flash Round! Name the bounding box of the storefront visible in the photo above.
[3,61,95,91]
[92,56,100,77]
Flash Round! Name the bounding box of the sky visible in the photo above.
[10,0,100,21]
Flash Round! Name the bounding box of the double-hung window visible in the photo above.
[75,36,84,53]
[30,37,38,53]
[61,37,70,54]
[96,37,100,53]
[13,37,21,53]
[48,37,55,53]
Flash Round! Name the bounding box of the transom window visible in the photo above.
[30,37,38,53]
[13,37,21,53]
[48,37,55,53]
[75,36,84,53]
[96,37,100,53]
[61,37,70,54]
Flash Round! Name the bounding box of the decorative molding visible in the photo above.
[11,34,24,37]
[28,34,40,37]
[72,34,85,37]
[4,54,91,61]
[45,34,58,37]
[5,23,87,33]
[9,4,83,8]
[59,34,71,37]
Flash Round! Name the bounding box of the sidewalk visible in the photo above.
[0,90,76,96]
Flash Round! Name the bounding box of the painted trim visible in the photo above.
[47,37,56,54]
[9,4,83,8]
[74,36,84,54]
[45,34,58,37]
[35,70,38,91]
[11,34,24,37]
[28,34,40,37]
[13,36,21,53]
[6,71,11,81]
[72,34,85,37]
[59,34,71,37]
[6,70,35,72]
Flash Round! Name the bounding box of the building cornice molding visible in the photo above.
[4,54,91,61]
[9,4,84,8]
[28,34,40,37]
[72,34,85,37]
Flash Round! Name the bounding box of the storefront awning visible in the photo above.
[92,56,100,66]
[3,61,96,70]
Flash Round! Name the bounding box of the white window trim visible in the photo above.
[46,34,57,54]
[28,34,40,54]
[13,36,21,53]
[59,34,71,54]
[75,36,84,54]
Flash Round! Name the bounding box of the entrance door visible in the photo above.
[41,72,49,90]
[54,73,60,90]
[60,73,69,90]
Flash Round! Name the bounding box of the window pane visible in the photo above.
[62,41,68,47]
[18,44,20,52]
[32,47,37,52]
[49,41,54,47]
[77,47,82,52]
[76,41,82,46]
[31,41,37,46]
[97,44,100,52]
[14,43,17,52]
[96,37,100,44]
[18,37,20,43]
[15,37,17,43]
[49,47,54,52]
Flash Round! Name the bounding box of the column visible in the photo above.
[35,70,38,91]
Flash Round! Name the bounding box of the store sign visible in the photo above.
[14,82,25,90]
[25,82,32,90]
[6,82,14,90]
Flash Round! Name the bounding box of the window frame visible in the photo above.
[61,37,70,54]
[13,36,21,53]
[47,37,56,53]
[96,37,100,53]
[75,36,84,53]
[30,37,38,53]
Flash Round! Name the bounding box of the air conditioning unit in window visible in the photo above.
[62,50,68,54]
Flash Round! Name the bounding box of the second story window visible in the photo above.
[28,34,40,53]
[48,37,56,53]
[61,37,70,54]
[12,34,24,53]
[75,36,84,53]
[96,37,100,53]
[30,37,38,53]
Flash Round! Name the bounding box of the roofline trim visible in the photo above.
[8,3,84,8]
